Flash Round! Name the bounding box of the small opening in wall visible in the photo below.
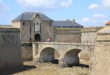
[22,22,25,25]
[49,22,51,27]
[30,38,31,42]
[37,22,39,25]
[36,14,39,17]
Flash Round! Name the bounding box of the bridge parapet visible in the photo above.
[33,42,95,46]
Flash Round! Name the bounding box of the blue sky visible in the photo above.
[0,0,110,27]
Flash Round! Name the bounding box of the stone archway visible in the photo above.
[40,47,59,63]
[63,49,81,67]
[35,34,41,42]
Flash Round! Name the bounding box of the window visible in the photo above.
[37,22,39,25]
[36,14,39,17]
[49,22,51,27]
[22,22,25,25]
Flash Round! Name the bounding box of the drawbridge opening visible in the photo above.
[63,49,81,67]
[40,47,59,64]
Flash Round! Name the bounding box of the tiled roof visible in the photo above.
[53,21,83,28]
[13,12,52,21]
[106,21,110,25]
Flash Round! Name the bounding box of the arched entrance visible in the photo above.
[40,47,59,64]
[35,34,41,42]
[63,49,81,67]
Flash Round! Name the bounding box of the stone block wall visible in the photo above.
[81,27,103,45]
[91,26,110,75]
[41,20,54,42]
[55,28,81,43]
[0,28,23,70]
[21,43,33,61]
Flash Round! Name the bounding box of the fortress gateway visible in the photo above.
[0,12,110,75]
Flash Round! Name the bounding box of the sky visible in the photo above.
[0,0,110,27]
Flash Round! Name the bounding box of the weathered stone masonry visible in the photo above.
[91,25,110,75]
[0,28,23,70]
[21,43,32,61]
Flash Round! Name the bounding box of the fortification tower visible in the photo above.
[91,21,110,75]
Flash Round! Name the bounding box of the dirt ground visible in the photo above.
[1,61,90,75]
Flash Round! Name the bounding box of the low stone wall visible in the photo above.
[0,28,23,70]
[21,43,32,61]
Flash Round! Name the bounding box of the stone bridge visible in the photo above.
[33,42,94,66]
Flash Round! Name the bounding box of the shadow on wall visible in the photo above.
[0,65,36,75]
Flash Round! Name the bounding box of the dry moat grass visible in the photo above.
[1,61,90,75]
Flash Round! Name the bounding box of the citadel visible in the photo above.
[0,12,110,75]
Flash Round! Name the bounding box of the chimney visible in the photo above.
[73,19,75,23]
[66,19,70,21]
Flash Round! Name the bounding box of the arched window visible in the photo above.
[35,34,41,42]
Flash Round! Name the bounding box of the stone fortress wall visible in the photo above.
[55,28,82,43]
[0,12,110,75]
[21,43,32,61]
[21,26,104,61]
[0,25,103,61]
[0,28,23,70]
[91,23,110,75]
[81,27,104,44]
[55,27,104,44]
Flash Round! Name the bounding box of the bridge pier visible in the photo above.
[59,56,65,67]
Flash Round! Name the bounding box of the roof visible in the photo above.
[53,21,83,28]
[106,21,110,25]
[13,12,52,21]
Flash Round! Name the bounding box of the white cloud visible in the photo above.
[88,0,110,10]
[88,4,101,10]
[0,0,8,12]
[79,13,109,27]
[60,0,72,8]
[81,17,90,23]
[17,0,73,10]
[93,13,107,19]
[102,0,110,8]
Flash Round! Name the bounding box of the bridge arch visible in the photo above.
[39,47,60,63]
[63,49,81,66]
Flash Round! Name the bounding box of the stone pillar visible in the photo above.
[91,25,110,75]
[59,56,65,67]
[32,42,39,61]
